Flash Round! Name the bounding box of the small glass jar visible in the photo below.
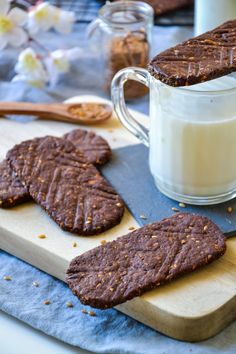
[88,0,153,99]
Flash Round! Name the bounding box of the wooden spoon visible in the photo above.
[0,101,113,125]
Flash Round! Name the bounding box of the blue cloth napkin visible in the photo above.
[1,250,236,354]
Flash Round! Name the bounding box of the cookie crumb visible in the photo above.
[89,310,96,317]
[3,276,12,281]
[73,242,77,247]
[66,301,73,308]
[100,240,107,246]
[44,300,50,305]
[140,214,147,220]
[171,207,179,212]
[38,234,46,239]
[32,281,39,287]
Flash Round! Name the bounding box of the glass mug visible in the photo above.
[111,67,236,205]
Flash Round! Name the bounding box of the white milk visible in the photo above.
[149,75,236,199]
[195,0,236,35]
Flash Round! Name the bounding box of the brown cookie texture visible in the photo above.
[7,136,124,235]
[0,129,111,209]
[66,213,226,309]
[64,129,111,165]
[143,0,193,15]
[0,160,30,208]
[148,20,236,87]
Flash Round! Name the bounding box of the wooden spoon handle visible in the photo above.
[0,102,64,119]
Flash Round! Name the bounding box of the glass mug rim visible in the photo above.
[98,0,154,27]
[150,73,236,96]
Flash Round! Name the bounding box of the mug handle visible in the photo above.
[111,67,150,147]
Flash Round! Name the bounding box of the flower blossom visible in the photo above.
[0,0,28,50]
[13,47,48,88]
[28,2,75,35]
[44,47,81,86]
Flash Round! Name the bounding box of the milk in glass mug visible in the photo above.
[111,67,236,205]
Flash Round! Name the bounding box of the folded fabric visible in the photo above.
[1,250,236,354]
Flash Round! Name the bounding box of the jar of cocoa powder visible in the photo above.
[88,1,153,100]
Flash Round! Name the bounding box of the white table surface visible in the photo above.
[0,311,93,354]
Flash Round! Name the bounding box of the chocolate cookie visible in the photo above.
[143,0,193,16]
[64,129,111,165]
[0,160,30,208]
[66,213,226,308]
[0,129,111,209]
[7,136,124,235]
[149,20,236,86]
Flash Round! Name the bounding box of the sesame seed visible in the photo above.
[32,281,39,287]
[73,242,77,247]
[171,207,179,212]
[227,206,233,213]
[128,226,136,231]
[109,287,114,292]
[66,301,73,308]
[3,276,12,281]
[38,234,46,239]
[151,235,158,238]
[89,310,96,317]
[181,239,186,244]
[81,309,88,314]
[116,203,122,207]
[203,225,208,231]
[179,202,186,208]
[140,214,147,220]
[100,240,107,246]
[44,300,50,305]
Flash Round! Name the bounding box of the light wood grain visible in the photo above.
[0,95,235,342]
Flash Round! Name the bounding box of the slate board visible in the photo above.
[101,144,236,236]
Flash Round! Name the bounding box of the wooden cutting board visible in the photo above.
[0,95,236,342]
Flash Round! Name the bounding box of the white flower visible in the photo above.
[12,74,46,88]
[28,2,53,34]
[28,2,75,35]
[13,47,48,88]
[0,0,28,50]
[52,7,75,34]
[45,47,81,86]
